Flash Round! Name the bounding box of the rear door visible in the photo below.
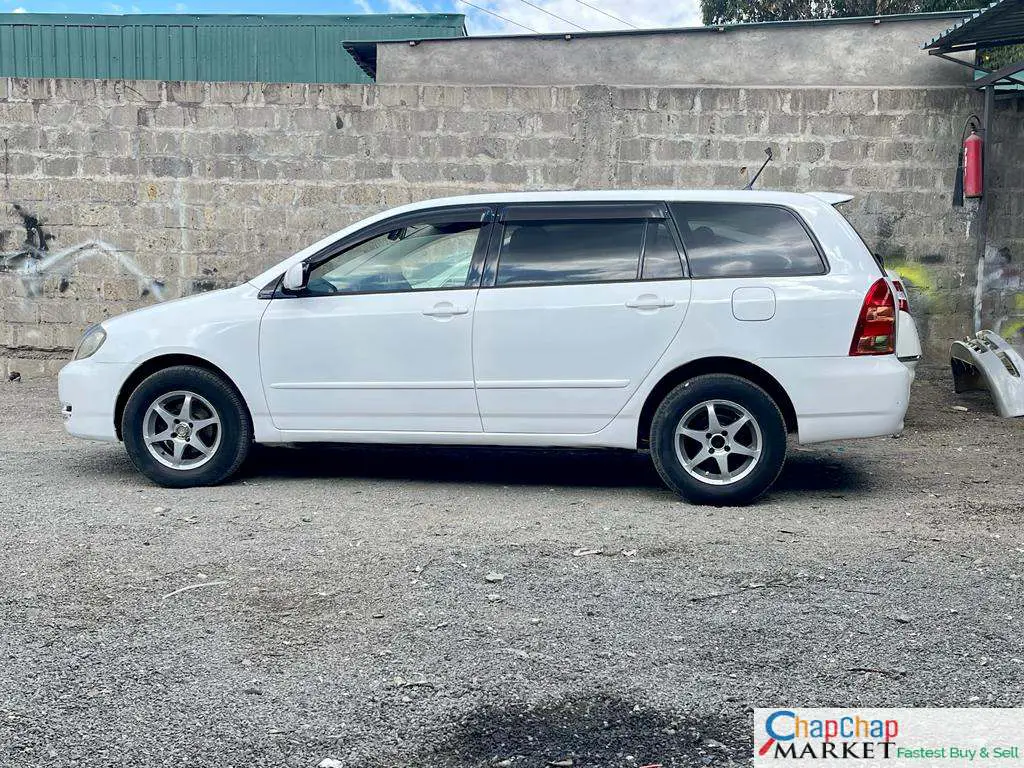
[472,202,692,434]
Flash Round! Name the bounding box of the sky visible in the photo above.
[0,0,704,33]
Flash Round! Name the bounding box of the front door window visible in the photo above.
[306,222,483,296]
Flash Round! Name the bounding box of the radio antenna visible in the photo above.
[744,147,773,190]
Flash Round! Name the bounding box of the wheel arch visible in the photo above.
[637,357,798,449]
[114,353,254,440]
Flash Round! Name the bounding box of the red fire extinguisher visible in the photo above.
[964,126,983,198]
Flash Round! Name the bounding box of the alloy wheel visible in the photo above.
[674,399,763,486]
[143,390,222,470]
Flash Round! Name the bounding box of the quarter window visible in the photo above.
[306,220,483,296]
[641,220,684,280]
[495,219,645,287]
[670,203,825,278]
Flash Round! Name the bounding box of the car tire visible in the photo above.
[122,365,252,488]
[649,374,786,506]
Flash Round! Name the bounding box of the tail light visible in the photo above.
[891,278,910,313]
[850,278,896,356]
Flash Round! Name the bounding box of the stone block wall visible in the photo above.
[980,101,1024,346]
[0,77,1011,380]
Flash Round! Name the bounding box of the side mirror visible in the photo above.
[282,262,309,293]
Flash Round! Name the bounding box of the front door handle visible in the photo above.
[626,295,675,310]
[423,302,469,318]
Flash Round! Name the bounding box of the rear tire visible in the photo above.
[122,365,252,488]
[649,374,786,506]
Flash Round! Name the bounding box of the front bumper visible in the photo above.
[57,360,133,442]
[951,330,1024,418]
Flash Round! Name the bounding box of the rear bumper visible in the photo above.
[57,360,131,442]
[899,355,919,384]
[897,309,922,383]
[758,355,911,444]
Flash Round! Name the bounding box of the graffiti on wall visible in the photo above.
[888,246,1024,355]
[885,258,941,348]
[0,204,166,300]
[977,245,1024,347]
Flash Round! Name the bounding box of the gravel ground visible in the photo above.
[1,369,1022,767]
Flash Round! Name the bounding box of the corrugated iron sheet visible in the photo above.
[0,13,466,83]
[924,0,1024,51]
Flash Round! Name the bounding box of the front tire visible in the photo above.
[122,365,252,488]
[649,374,786,506]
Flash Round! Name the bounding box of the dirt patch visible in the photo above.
[423,695,748,767]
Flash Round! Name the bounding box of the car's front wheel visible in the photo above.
[649,374,786,505]
[122,365,252,488]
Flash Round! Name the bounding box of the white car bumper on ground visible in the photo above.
[57,360,132,442]
[758,355,911,444]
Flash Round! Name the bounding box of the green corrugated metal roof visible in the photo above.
[0,13,466,83]
[923,0,1019,51]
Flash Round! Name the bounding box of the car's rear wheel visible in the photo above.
[649,374,786,505]
[122,365,252,488]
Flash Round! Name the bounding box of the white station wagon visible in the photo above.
[59,190,914,505]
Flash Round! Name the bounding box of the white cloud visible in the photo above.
[11,5,26,10]
[455,0,702,35]
[174,1,187,9]
[384,0,429,12]
[130,4,141,11]
[104,2,123,11]
[355,0,697,33]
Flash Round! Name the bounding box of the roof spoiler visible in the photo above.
[807,192,855,206]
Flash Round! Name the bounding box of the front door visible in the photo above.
[259,207,491,433]
[473,203,692,434]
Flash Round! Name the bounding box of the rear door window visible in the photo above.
[641,220,685,280]
[495,219,645,287]
[669,202,826,278]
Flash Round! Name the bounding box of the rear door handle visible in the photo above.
[626,295,675,310]
[423,302,469,318]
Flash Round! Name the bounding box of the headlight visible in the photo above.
[73,325,107,361]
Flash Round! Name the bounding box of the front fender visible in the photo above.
[96,285,279,441]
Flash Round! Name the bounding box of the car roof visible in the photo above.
[376,189,840,212]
